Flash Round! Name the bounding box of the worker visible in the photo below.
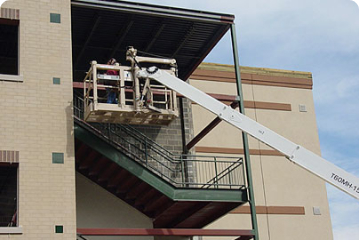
[105,58,119,104]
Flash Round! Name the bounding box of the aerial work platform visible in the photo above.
[83,48,179,125]
[83,46,359,200]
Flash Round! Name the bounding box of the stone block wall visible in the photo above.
[132,97,194,156]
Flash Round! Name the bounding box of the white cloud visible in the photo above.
[351,0,359,8]
[315,79,359,139]
[327,184,359,240]
[333,225,359,239]
[0,0,7,7]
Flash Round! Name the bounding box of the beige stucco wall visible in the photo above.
[76,173,154,240]
[190,70,333,240]
[0,0,75,239]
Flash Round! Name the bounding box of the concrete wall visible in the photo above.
[0,0,75,238]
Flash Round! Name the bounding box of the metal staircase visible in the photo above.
[73,93,249,228]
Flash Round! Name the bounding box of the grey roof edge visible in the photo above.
[71,0,235,24]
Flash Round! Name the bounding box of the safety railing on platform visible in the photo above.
[74,92,246,189]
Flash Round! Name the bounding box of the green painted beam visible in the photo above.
[173,188,247,202]
[74,122,248,203]
[231,23,259,240]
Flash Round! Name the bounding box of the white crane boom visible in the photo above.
[138,67,359,200]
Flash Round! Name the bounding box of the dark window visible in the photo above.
[0,164,18,227]
[0,19,19,75]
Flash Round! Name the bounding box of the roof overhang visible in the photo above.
[71,0,234,81]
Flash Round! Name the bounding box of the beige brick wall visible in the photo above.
[0,0,75,239]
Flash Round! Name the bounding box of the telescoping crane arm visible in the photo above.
[138,67,359,200]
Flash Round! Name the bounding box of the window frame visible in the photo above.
[0,163,22,234]
[0,18,22,82]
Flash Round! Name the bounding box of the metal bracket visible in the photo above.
[289,145,301,161]
[218,106,243,124]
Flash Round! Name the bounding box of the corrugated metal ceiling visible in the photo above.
[71,0,234,81]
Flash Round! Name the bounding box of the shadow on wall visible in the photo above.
[66,103,75,159]
[76,173,154,240]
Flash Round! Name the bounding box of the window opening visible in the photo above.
[0,164,18,227]
[0,19,19,75]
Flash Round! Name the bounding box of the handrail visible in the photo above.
[73,93,245,189]
[202,159,243,189]
[109,127,177,174]
[104,124,179,173]
[120,124,174,157]
[112,124,176,163]
[74,116,179,185]
[77,234,89,240]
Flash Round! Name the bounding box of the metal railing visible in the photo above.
[201,158,243,189]
[77,234,89,240]
[73,93,245,189]
[173,155,245,189]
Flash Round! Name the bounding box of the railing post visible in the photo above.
[181,157,185,188]
[107,123,111,140]
[145,139,148,166]
[92,61,98,108]
[241,159,246,189]
[228,168,232,189]
[214,157,218,189]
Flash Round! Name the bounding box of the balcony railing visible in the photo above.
[74,92,245,189]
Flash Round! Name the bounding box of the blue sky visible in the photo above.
[120,0,359,238]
